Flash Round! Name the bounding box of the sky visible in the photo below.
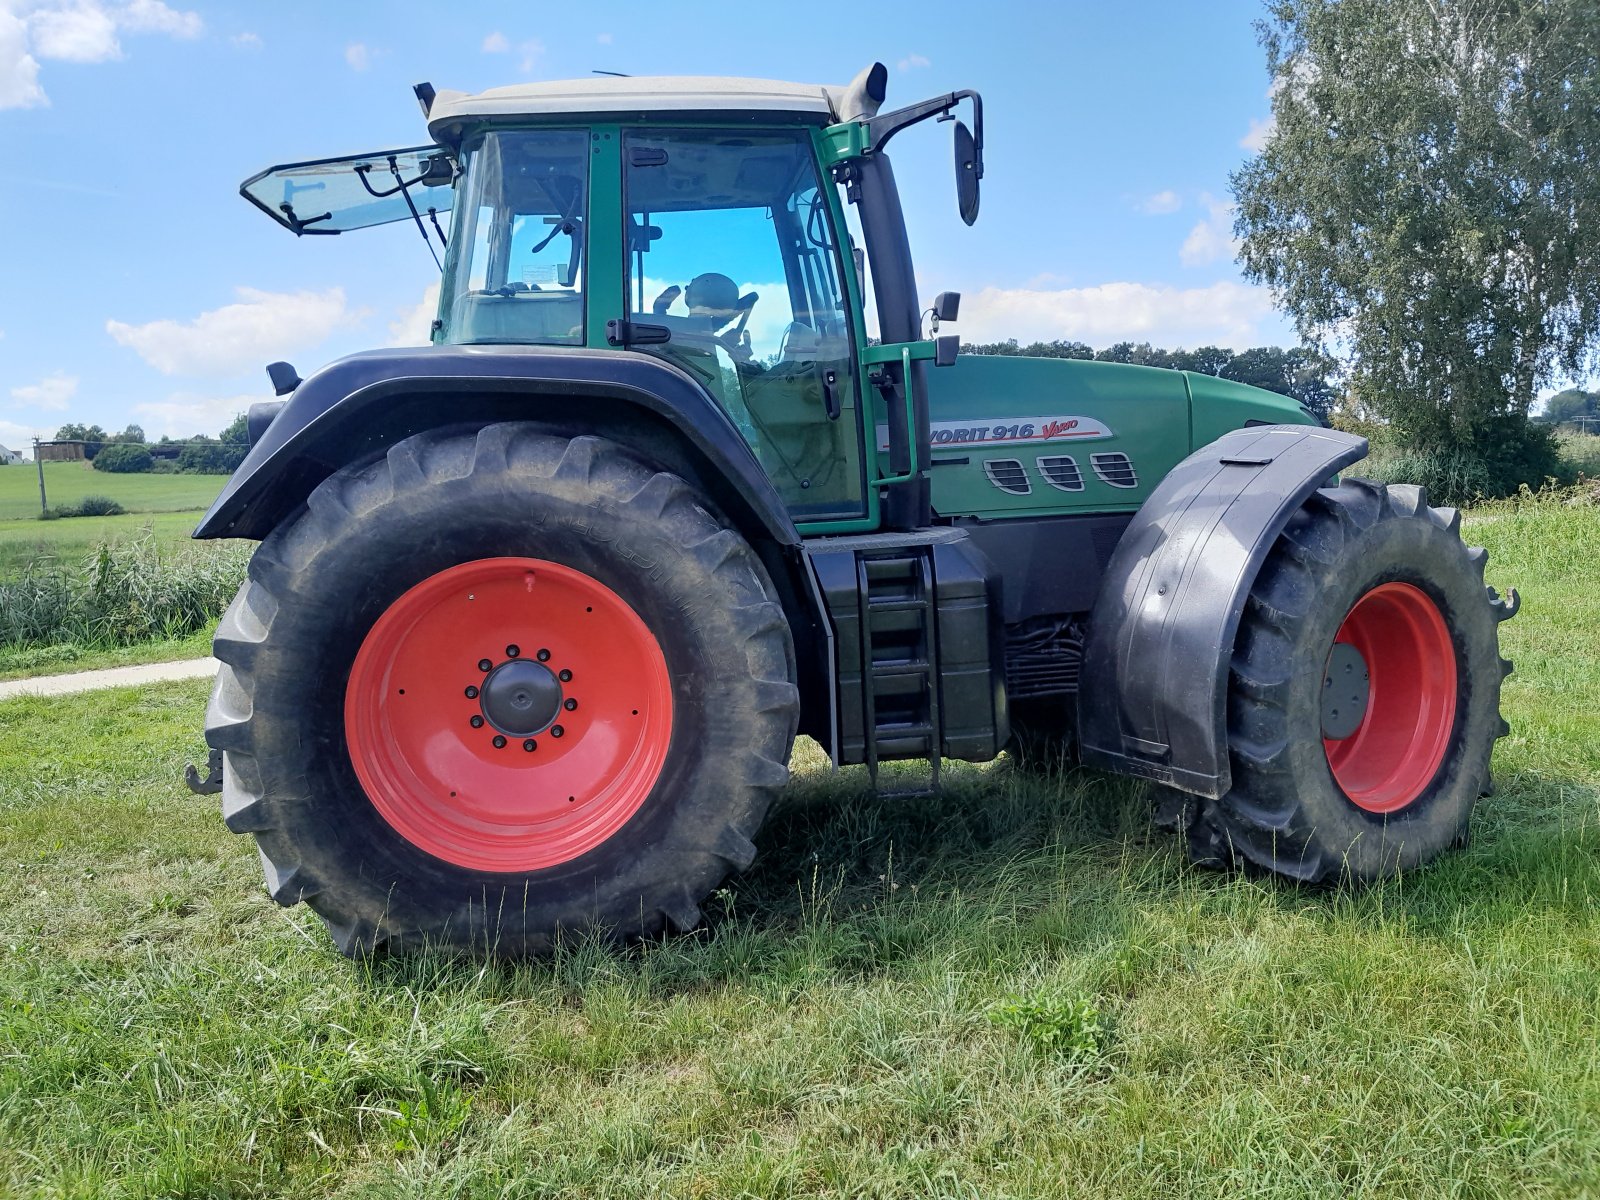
[0,0,1295,455]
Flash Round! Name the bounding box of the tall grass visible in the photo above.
[0,534,246,650]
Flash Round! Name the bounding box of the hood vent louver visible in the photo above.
[983,458,1031,495]
[1036,455,1084,492]
[1091,452,1138,489]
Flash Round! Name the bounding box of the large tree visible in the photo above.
[1233,0,1600,494]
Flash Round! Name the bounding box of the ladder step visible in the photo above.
[866,598,929,612]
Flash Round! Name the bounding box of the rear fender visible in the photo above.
[194,345,798,548]
[1076,425,1368,798]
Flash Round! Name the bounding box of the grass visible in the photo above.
[0,460,222,522]
[0,511,207,580]
[0,624,215,682]
[0,535,247,654]
[0,500,1596,1197]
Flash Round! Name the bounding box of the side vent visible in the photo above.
[983,458,1031,496]
[1036,455,1084,492]
[1090,452,1138,489]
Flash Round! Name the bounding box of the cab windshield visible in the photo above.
[438,130,590,346]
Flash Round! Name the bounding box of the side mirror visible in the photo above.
[932,291,960,324]
[954,119,980,226]
[934,334,960,367]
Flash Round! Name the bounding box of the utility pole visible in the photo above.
[33,437,47,516]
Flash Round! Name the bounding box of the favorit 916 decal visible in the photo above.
[876,416,1115,451]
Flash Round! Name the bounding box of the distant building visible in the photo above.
[0,445,21,465]
[35,440,87,462]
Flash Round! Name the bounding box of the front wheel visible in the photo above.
[206,424,799,955]
[1171,478,1516,882]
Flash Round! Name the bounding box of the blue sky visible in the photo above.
[0,0,1294,452]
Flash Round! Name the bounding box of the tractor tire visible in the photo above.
[1169,478,1516,883]
[206,424,799,956]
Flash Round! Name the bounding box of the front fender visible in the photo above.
[1076,424,1368,798]
[193,344,798,548]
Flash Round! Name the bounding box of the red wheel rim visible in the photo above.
[344,558,673,872]
[1323,582,1458,814]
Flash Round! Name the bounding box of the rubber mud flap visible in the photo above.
[1076,425,1367,799]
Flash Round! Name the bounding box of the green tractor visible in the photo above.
[196,63,1517,955]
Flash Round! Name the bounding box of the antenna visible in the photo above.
[592,70,632,77]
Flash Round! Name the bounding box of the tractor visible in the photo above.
[195,63,1518,955]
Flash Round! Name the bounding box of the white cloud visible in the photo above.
[2,0,201,108]
[481,31,541,71]
[230,30,261,48]
[10,372,78,411]
[897,52,930,72]
[29,2,120,63]
[0,418,48,454]
[0,7,45,109]
[117,0,200,38]
[959,279,1278,348]
[106,287,365,377]
[596,31,612,45]
[132,393,257,439]
[1140,190,1181,215]
[387,282,440,347]
[1179,193,1238,267]
[345,41,371,71]
[1240,115,1274,153]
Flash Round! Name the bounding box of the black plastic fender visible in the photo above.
[1076,424,1368,798]
[192,344,799,547]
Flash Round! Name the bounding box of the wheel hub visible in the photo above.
[481,658,562,735]
[1320,641,1370,740]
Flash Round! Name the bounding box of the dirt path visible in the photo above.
[0,658,217,701]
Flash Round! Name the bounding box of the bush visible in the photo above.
[92,443,153,474]
[41,496,128,519]
[72,495,126,517]
[0,535,248,649]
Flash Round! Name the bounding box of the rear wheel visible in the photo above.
[207,424,798,955]
[1171,478,1516,882]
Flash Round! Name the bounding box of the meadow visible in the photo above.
[0,460,223,522]
[0,495,1595,1198]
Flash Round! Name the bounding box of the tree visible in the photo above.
[54,422,108,459]
[1233,0,1599,498]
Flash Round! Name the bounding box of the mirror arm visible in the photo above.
[866,88,984,178]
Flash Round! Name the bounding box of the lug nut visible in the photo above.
[464,685,479,699]
[563,698,578,711]
[523,739,537,752]
[470,715,484,729]
[492,735,507,749]
[537,648,551,662]
[478,658,493,673]
[551,725,564,738]
[506,644,520,658]
[558,669,572,682]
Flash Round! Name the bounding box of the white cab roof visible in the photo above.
[427,74,847,138]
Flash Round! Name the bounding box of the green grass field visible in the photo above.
[0,460,223,522]
[0,499,1596,1198]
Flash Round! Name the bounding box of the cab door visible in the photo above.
[620,127,871,525]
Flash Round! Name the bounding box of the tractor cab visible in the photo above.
[239,64,980,530]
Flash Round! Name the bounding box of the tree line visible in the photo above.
[54,416,249,475]
[960,340,1338,422]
